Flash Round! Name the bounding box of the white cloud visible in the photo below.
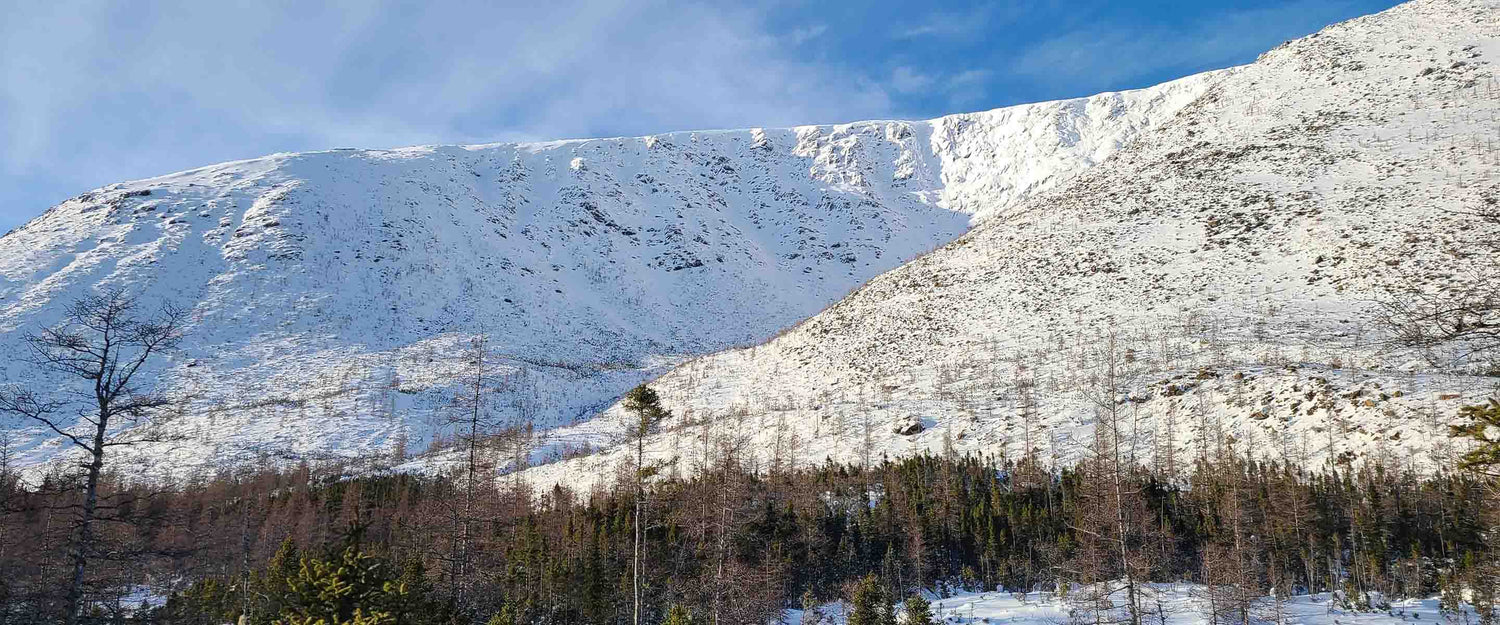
[896,3,1044,41]
[890,66,936,93]
[883,66,991,108]
[898,6,992,40]
[788,24,828,46]
[944,69,993,107]
[948,69,992,87]
[0,0,896,228]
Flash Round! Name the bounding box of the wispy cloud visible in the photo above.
[896,2,1050,41]
[0,0,895,228]
[948,69,992,87]
[787,24,828,46]
[897,6,994,40]
[889,66,937,93]
[944,69,993,107]
[881,66,994,110]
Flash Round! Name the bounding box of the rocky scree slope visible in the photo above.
[521,0,1500,491]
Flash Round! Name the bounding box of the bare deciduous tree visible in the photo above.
[0,289,185,625]
[1381,275,1500,357]
[1069,329,1160,625]
[437,335,503,614]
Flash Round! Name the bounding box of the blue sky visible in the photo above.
[0,0,1401,233]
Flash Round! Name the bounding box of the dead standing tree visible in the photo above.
[1068,329,1159,625]
[437,335,506,614]
[0,289,185,625]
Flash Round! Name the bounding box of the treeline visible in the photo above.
[2,440,1496,624]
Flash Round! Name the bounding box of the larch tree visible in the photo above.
[1196,449,1264,625]
[1070,329,1156,625]
[0,289,185,625]
[438,335,502,613]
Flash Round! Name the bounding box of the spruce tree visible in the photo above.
[847,575,883,625]
[904,594,935,625]
[1438,570,1466,625]
[275,548,423,625]
[879,591,897,625]
[623,384,670,625]
[800,590,821,625]
[486,606,518,625]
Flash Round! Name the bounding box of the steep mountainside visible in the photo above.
[519,0,1500,490]
[0,74,1215,471]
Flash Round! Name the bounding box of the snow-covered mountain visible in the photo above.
[517,0,1500,490]
[0,70,1217,471]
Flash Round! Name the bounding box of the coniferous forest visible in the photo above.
[2,292,1498,625]
[2,418,1497,624]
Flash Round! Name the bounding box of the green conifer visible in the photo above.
[904,594,935,625]
[661,603,693,625]
[848,575,884,625]
[1452,400,1500,475]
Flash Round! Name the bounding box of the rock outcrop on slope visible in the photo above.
[521,0,1500,490]
[0,72,1215,471]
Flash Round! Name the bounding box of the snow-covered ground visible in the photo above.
[0,66,1214,476]
[516,0,1500,491]
[786,585,1477,625]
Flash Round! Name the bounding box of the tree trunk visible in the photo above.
[1114,464,1142,625]
[634,432,644,625]
[1104,334,1143,625]
[65,418,108,625]
[457,339,484,610]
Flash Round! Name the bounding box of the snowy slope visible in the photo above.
[518,0,1500,491]
[0,73,1216,472]
[786,585,1470,625]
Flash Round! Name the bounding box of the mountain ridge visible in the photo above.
[0,69,1219,473]
[513,0,1500,491]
